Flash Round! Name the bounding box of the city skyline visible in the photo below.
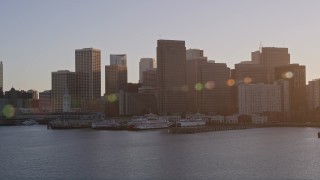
[2,0,320,93]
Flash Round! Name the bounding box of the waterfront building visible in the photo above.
[110,54,127,66]
[308,79,320,111]
[139,58,155,84]
[157,39,187,115]
[238,83,283,114]
[119,90,157,116]
[51,70,76,112]
[75,48,101,107]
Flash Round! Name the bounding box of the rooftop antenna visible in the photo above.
[259,41,263,51]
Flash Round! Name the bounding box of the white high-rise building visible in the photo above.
[110,54,127,65]
[139,58,155,83]
[238,83,286,114]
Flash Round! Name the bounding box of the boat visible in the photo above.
[127,113,170,130]
[92,119,126,130]
[176,113,206,127]
[22,119,39,126]
[318,132,320,138]
[47,113,104,129]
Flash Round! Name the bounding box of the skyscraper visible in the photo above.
[0,61,3,90]
[105,65,127,95]
[110,54,127,65]
[260,47,290,83]
[275,64,306,112]
[39,90,51,109]
[199,61,232,114]
[186,49,204,60]
[251,51,261,64]
[139,58,155,83]
[157,40,187,115]
[75,48,101,107]
[51,70,76,112]
[234,61,267,84]
[186,49,207,113]
[308,79,320,111]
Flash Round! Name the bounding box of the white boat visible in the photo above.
[176,113,206,127]
[128,113,170,130]
[92,119,125,130]
[22,119,39,126]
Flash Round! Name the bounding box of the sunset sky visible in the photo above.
[1,0,320,94]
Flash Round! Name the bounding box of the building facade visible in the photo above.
[259,47,290,83]
[308,79,320,111]
[105,65,127,95]
[157,40,187,115]
[75,48,101,106]
[199,61,232,114]
[275,64,306,112]
[238,83,284,114]
[51,70,76,112]
[234,61,267,84]
[139,58,155,83]
[39,90,51,109]
[110,54,127,66]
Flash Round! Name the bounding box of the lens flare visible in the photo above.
[107,94,118,102]
[227,79,235,87]
[194,83,204,91]
[2,104,15,118]
[205,81,215,90]
[284,71,293,79]
[244,77,252,84]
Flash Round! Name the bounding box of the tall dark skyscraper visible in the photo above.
[157,40,187,115]
[75,48,101,107]
[234,61,267,84]
[186,49,207,113]
[199,61,231,114]
[259,47,290,83]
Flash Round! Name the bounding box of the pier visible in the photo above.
[168,125,262,134]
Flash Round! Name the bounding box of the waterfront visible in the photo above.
[0,126,320,179]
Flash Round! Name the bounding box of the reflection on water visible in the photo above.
[0,126,320,179]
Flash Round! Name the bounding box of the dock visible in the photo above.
[168,125,261,134]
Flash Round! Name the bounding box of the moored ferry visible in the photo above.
[92,119,126,130]
[127,113,170,130]
[176,113,207,127]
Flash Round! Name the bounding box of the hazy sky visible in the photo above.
[1,0,320,94]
